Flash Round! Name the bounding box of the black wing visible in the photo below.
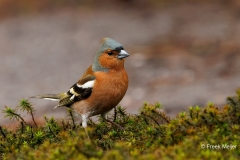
[57,76,95,107]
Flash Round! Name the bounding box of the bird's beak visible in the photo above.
[118,50,129,59]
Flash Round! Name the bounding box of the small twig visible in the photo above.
[6,109,27,125]
[200,115,208,124]
[159,112,170,123]
[30,126,33,139]
[0,126,6,138]
[18,99,37,126]
[20,121,24,134]
[105,118,124,130]
[152,110,170,123]
[48,126,57,138]
[113,107,117,122]
[16,113,27,124]
[143,116,149,125]
[61,120,66,131]
[141,112,160,126]
[68,109,76,129]
[30,111,37,127]
[118,107,126,116]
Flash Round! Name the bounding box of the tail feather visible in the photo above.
[29,94,61,101]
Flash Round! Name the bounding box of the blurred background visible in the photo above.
[1,0,240,125]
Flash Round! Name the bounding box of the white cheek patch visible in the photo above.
[77,80,95,89]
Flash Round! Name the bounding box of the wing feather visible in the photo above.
[57,74,95,107]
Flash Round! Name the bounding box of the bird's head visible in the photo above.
[92,38,129,72]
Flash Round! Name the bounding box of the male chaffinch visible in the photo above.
[31,38,129,137]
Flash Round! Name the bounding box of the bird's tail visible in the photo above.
[29,94,61,101]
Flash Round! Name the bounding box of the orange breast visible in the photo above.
[86,69,128,116]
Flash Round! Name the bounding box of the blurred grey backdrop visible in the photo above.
[1,0,240,125]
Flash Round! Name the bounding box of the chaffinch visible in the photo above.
[31,38,129,137]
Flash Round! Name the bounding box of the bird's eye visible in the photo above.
[107,51,113,56]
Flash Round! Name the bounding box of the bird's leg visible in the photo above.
[101,114,124,130]
[82,115,90,139]
[84,126,90,139]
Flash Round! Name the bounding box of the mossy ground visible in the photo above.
[1,90,240,159]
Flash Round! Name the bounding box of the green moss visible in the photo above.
[1,89,240,159]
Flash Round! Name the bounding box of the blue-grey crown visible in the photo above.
[92,38,123,72]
